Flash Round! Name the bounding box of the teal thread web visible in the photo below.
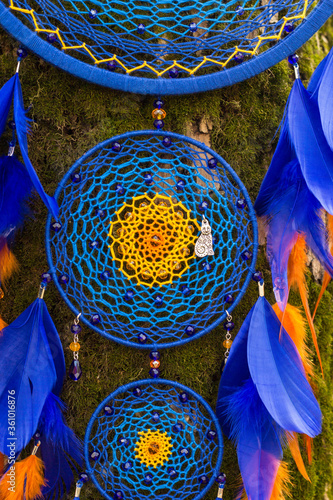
[85,380,223,500]
[46,131,257,348]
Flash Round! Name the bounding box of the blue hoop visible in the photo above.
[84,378,224,500]
[1,0,332,95]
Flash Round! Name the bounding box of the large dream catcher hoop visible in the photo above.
[0,0,332,93]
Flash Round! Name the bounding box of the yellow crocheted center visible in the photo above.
[109,194,200,287]
[134,429,173,468]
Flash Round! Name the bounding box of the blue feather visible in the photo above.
[0,299,60,454]
[41,305,66,397]
[0,155,32,241]
[288,78,333,215]
[317,49,333,150]
[13,75,59,219]
[247,297,322,437]
[0,75,15,137]
[307,53,330,94]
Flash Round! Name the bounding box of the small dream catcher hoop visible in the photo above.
[45,130,258,349]
[0,0,332,94]
[84,378,223,500]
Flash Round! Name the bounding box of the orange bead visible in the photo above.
[70,342,81,352]
[152,108,166,120]
[150,360,160,368]
[223,339,233,349]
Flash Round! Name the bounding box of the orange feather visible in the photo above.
[287,236,323,376]
[0,455,45,500]
[312,213,333,319]
[0,243,18,287]
[286,432,310,481]
[303,434,313,464]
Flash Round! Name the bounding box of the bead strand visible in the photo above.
[149,350,161,378]
[152,98,166,129]
[222,311,234,367]
[69,314,82,382]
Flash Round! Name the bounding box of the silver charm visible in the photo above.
[195,216,214,258]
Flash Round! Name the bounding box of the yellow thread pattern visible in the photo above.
[109,194,200,287]
[135,429,173,468]
[9,0,309,77]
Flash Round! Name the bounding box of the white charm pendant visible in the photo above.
[195,216,214,258]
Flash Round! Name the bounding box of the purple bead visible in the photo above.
[169,67,179,78]
[168,468,178,479]
[154,99,164,108]
[162,136,172,147]
[189,22,197,32]
[112,142,122,152]
[178,392,188,403]
[199,475,209,485]
[176,180,186,191]
[224,294,234,304]
[137,23,145,34]
[234,52,245,63]
[252,271,263,282]
[284,21,294,33]
[90,450,100,461]
[144,173,153,185]
[51,221,62,232]
[107,61,117,71]
[8,120,16,130]
[149,368,160,378]
[181,285,190,297]
[89,8,98,18]
[115,183,125,195]
[133,387,142,397]
[151,411,160,422]
[118,436,130,447]
[90,313,101,325]
[79,472,89,483]
[124,289,135,301]
[71,172,81,183]
[41,272,52,283]
[154,295,163,307]
[114,491,124,500]
[144,473,153,485]
[33,431,41,440]
[216,473,226,484]
[208,157,217,169]
[71,323,82,334]
[198,200,209,211]
[185,325,195,336]
[95,208,105,217]
[236,198,247,209]
[89,240,100,249]
[288,53,299,65]
[223,320,234,331]
[17,47,28,59]
[104,405,114,416]
[150,351,160,360]
[138,333,147,344]
[235,5,244,15]
[121,461,133,471]
[207,429,217,440]
[69,360,82,381]
[100,270,111,280]
[179,447,190,456]
[153,119,164,129]
[46,33,57,43]
[172,423,183,433]
[201,262,211,272]
[58,274,69,285]
[241,250,252,261]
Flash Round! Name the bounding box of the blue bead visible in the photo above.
[100,270,111,281]
[216,473,226,484]
[162,136,172,147]
[208,157,217,169]
[58,274,69,285]
[41,272,52,283]
[51,221,62,232]
[76,480,84,488]
[17,47,28,59]
[46,33,57,43]
[224,294,234,304]
[69,360,82,381]
[144,173,153,185]
[90,313,101,325]
[212,235,218,244]
[201,261,211,272]
[198,200,209,211]
[284,22,294,33]
[154,99,164,108]
[95,208,105,217]
[178,392,188,403]
[169,67,179,78]
[71,172,81,183]
[168,468,178,479]
[179,447,190,456]
[252,271,263,282]
[189,22,197,32]
[8,120,16,130]
[113,491,124,500]
[118,436,131,447]
[90,450,100,460]
[199,474,208,484]
[89,240,100,249]
[138,333,147,344]
[185,325,195,336]
[144,473,153,485]
[79,472,89,483]
[234,52,245,63]
[89,8,98,18]
[181,285,190,297]
[107,61,117,71]
[115,183,125,195]
[33,431,41,440]
[133,387,142,397]
[288,53,299,65]
[172,423,183,433]
[124,289,135,301]
[176,180,186,191]
[137,23,145,34]
[223,321,234,331]
[207,429,217,440]
[112,142,122,152]
[153,119,164,129]
[236,198,247,209]
[149,351,160,360]
[235,5,244,15]
[121,461,133,471]
[154,295,163,307]
[151,411,160,422]
[149,368,160,378]
[104,405,114,416]
[241,250,253,261]
[71,324,82,334]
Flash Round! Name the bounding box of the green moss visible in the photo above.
[0,15,333,500]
